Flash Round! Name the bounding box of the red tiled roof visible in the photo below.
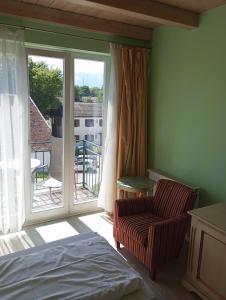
[30,97,52,151]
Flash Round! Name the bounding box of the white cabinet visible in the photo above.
[183,203,226,300]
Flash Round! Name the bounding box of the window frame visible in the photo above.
[84,134,94,142]
[25,48,111,222]
[74,119,80,127]
[85,118,94,127]
[25,48,73,224]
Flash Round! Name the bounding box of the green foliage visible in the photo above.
[75,85,103,102]
[28,58,63,117]
[35,171,48,179]
[79,85,90,97]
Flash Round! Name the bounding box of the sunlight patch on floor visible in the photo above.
[0,231,35,256]
[35,221,79,243]
[78,213,115,248]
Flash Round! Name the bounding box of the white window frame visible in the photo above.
[25,48,74,224]
[25,48,110,223]
[70,51,110,214]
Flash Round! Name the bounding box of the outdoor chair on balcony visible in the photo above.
[113,179,197,280]
[35,137,62,201]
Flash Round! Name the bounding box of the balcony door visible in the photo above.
[70,53,109,214]
[26,49,73,223]
[25,49,109,224]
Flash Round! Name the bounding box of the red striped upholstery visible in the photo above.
[152,179,197,218]
[114,197,153,228]
[118,213,162,247]
[115,197,153,218]
[146,214,190,268]
[113,179,198,279]
[116,230,147,264]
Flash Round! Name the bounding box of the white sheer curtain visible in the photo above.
[98,44,121,213]
[0,27,30,233]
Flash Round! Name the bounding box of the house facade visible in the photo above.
[30,97,52,166]
[74,102,103,145]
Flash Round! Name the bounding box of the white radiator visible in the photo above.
[147,168,200,207]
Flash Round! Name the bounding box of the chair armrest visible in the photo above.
[36,164,48,170]
[33,164,48,173]
[32,164,48,178]
[115,197,153,218]
[147,214,191,268]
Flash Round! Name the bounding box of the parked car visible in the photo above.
[74,155,97,173]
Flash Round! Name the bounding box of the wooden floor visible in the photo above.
[0,212,201,300]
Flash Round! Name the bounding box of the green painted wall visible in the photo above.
[0,14,150,53]
[149,5,226,206]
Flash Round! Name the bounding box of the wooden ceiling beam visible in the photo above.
[0,0,152,41]
[74,0,199,29]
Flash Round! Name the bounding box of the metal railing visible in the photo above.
[31,140,102,197]
[31,141,51,184]
[75,140,102,195]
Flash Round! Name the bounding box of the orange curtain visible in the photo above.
[116,46,148,181]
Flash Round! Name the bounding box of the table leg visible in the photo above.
[118,189,124,199]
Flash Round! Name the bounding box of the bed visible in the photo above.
[0,232,157,300]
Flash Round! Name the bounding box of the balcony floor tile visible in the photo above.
[32,187,96,212]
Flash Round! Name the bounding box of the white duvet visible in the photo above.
[0,233,143,300]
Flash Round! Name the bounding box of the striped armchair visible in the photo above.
[113,179,197,280]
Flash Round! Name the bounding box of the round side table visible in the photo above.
[117,176,155,198]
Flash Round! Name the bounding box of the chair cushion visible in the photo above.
[118,213,162,247]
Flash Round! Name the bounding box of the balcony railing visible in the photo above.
[75,140,102,195]
[31,139,102,200]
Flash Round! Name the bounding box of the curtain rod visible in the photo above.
[0,22,151,49]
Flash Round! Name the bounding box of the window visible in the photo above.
[99,119,102,127]
[85,119,94,127]
[85,134,94,142]
[99,133,102,146]
[74,119,80,127]
[25,49,109,223]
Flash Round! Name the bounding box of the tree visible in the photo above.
[96,86,103,102]
[79,85,90,97]
[74,85,81,102]
[74,85,103,102]
[28,58,63,117]
[74,85,91,102]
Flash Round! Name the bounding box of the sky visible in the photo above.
[30,55,104,87]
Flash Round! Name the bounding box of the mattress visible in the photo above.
[0,232,156,300]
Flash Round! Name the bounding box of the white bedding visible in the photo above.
[0,233,144,300]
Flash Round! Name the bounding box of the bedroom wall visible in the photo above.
[149,5,226,206]
[0,14,150,53]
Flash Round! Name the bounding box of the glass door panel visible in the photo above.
[26,50,109,222]
[73,58,105,211]
[27,50,67,222]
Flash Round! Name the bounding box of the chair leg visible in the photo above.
[49,187,56,204]
[149,268,157,281]
[49,187,53,200]
[115,240,120,249]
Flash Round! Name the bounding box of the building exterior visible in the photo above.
[30,97,52,151]
[30,100,103,170]
[74,102,103,145]
[30,97,52,166]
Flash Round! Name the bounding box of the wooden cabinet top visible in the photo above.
[189,203,226,234]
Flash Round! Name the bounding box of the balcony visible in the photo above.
[31,140,102,212]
